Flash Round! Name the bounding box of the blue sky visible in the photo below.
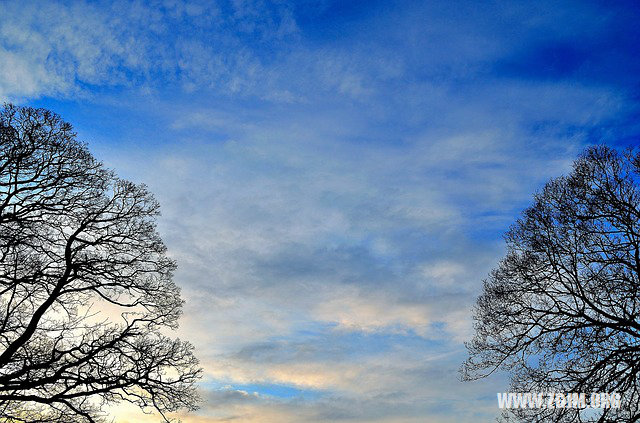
[1,0,640,421]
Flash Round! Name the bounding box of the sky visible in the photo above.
[1,0,640,422]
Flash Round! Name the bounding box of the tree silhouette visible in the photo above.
[0,105,201,422]
[463,146,640,423]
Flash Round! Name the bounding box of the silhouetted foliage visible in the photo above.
[463,146,640,422]
[0,104,201,422]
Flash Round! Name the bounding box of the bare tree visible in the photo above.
[462,146,640,422]
[0,104,201,422]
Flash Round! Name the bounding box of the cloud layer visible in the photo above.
[2,0,640,421]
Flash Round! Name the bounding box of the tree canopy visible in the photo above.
[0,104,201,422]
[463,146,640,422]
